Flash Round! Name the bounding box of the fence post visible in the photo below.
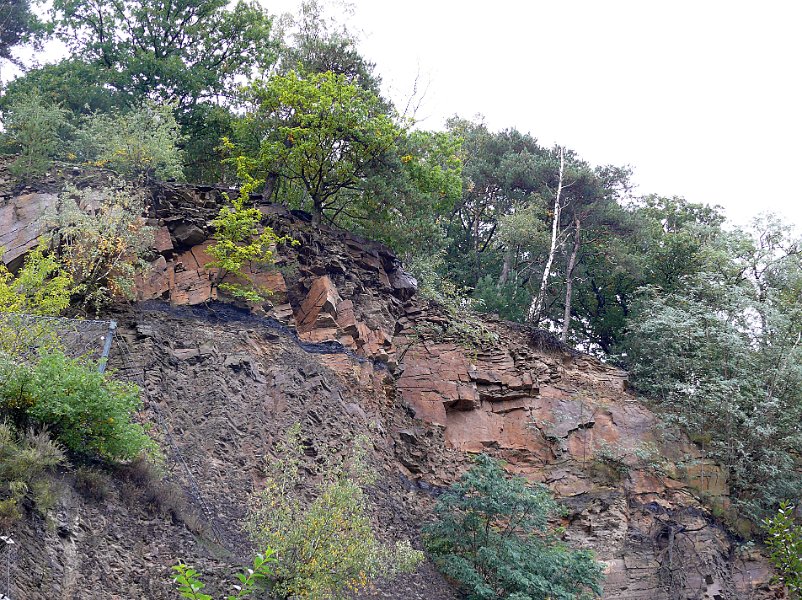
[98,320,117,374]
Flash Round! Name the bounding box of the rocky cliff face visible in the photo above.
[1,174,779,599]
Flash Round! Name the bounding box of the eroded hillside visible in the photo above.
[0,173,779,599]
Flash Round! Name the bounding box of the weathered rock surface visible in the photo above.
[1,173,780,599]
[0,158,129,269]
[0,192,57,269]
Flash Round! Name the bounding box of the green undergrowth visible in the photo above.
[424,454,605,600]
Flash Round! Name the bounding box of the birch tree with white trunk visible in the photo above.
[527,146,566,324]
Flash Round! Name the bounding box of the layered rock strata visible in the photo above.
[0,176,778,599]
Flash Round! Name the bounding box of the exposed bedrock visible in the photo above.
[1,176,778,599]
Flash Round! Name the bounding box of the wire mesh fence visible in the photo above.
[0,536,15,600]
[0,313,116,370]
[113,335,227,547]
[0,312,229,591]
[0,313,116,597]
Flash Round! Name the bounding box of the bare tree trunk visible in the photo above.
[561,217,581,342]
[473,212,481,284]
[527,147,565,324]
[311,195,323,226]
[262,173,278,203]
[498,251,512,286]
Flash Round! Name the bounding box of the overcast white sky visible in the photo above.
[267,0,802,229]
[10,0,802,228]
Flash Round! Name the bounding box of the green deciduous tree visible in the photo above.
[207,176,295,302]
[562,196,721,354]
[345,128,463,260]
[0,0,41,69]
[38,0,275,180]
[75,101,184,180]
[1,58,126,117]
[424,454,604,600]
[50,0,275,110]
[238,70,401,225]
[554,164,632,342]
[2,91,70,179]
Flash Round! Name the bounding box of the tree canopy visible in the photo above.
[50,0,275,109]
[0,0,40,66]
[237,70,400,224]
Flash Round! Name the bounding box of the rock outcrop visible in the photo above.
[1,174,779,599]
[0,159,124,270]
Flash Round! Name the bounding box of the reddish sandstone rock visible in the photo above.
[680,459,729,497]
[387,304,772,599]
[135,239,286,306]
[292,275,398,359]
[0,192,57,267]
[137,255,171,299]
[248,271,287,295]
[171,266,215,305]
[335,299,357,333]
[296,275,341,332]
[1,166,778,599]
[152,226,174,254]
[135,242,216,304]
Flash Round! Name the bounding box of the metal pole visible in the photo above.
[98,321,117,374]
